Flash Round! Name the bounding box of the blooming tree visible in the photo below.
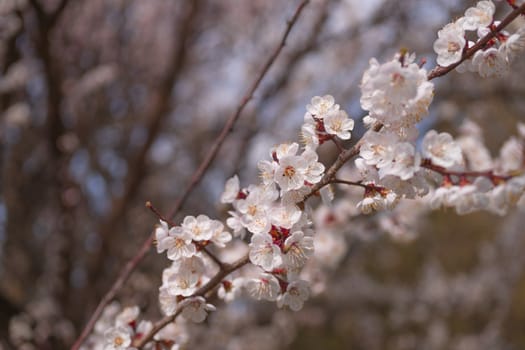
[4,0,525,349]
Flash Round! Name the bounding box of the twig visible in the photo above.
[420,159,513,184]
[299,122,384,204]
[145,201,175,226]
[427,3,525,80]
[166,0,310,221]
[72,1,310,348]
[87,0,200,289]
[330,179,368,189]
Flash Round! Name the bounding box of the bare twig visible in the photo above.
[72,1,310,348]
[330,179,368,189]
[166,0,310,221]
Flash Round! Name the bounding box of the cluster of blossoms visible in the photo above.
[360,52,434,135]
[155,216,232,319]
[81,304,188,350]
[434,0,525,76]
[301,94,355,150]
[425,120,525,215]
[77,2,525,349]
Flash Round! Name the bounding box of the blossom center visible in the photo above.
[391,72,405,86]
[447,41,460,53]
[283,166,296,178]
[175,238,185,248]
[114,336,124,346]
[247,205,257,216]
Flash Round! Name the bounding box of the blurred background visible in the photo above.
[1,0,525,349]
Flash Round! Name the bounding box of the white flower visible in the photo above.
[236,185,276,234]
[434,22,466,67]
[95,302,121,334]
[269,204,302,229]
[217,277,244,302]
[451,183,489,215]
[359,131,397,168]
[277,280,310,311]
[306,95,339,119]
[323,110,354,140]
[226,211,245,236]
[501,28,525,62]
[258,160,277,185]
[159,286,178,316]
[302,149,325,185]
[273,142,300,160]
[471,47,508,77]
[164,256,205,296]
[153,323,188,347]
[461,1,495,31]
[181,215,213,241]
[245,273,281,301]
[249,233,282,270]
[357,189,398,214]
[274,154,308,192]
[159,226,196,261]
[104,326,132,350]
[115,306,139,327]
[421,130,463,168]
[280,186,311,206]
[429,186,460,209]
[209,220,232,247]
[301,122,319,150]
[499,137,523,172]
[313,230,346,268]
[220,175,240,203]
[360,53,434,130]
[180,297,216,323]
[136,320,153,338]
[282,231,314,269]
[378,142,420,180]
[154,220,170,254]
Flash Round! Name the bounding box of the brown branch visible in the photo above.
[232,0,332,175]
[297,4,525,204]
[28,0,70,26]
[71,1,310,348]
[330,179,368,189]
[299,122,384,205]
[427,3,525,80]
[420,159,512,184]
[49,0,70,26]
[86,0,201,297]
[166,0,310,220]
[73,1,200,348]
[28,0,76,322]
[134,254,250,348]
[133,5,524,345]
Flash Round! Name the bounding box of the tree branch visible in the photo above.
[427,3,525,80]
[87,0,201,294]
[71,1,310,348]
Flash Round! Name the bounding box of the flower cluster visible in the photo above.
[81,304,188,350]
[301,95,355,149]
[434,0,525,76]
[77,1,525,348]
[154,216,233,320]
[360,52,434,135]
